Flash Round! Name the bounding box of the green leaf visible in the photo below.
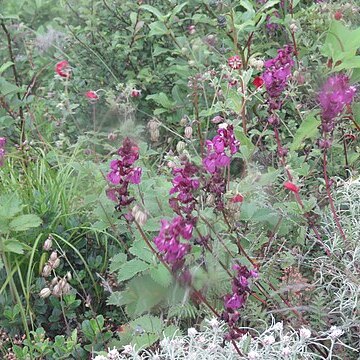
[0,77,20,96]
[0,194,24,219]
[290,112,320,151]
[129,315,162,334]
[1,239,30,254]
[140,5,165,20]
[150,263,172,287]
[117,259,151,282]
[148,21,168,37]
[146,92,174,108]
[0,62,14,74]
[9,214,42,232]
[109,253,127,273]
[129,240,153,263]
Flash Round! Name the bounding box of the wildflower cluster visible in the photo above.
[106,137,142,208]
[222,264,258,340]
[153,216,193,271]
[0,137,6,167]
[318,74,356,135]
[262,45,294,110]
[169,159,199,218]
[203,124,239,210]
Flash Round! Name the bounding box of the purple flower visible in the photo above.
[106,138,142,210]
[169,159,199,218]
[153,216,193,269]
[262,45,294,104]
[318,74,356,133]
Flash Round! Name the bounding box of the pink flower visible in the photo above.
[0,137,6,167]
[85,90,99,101]
[131,89,141,98]
[188,25,196,35]
[228,55,242,70]
[253,76,264,88]
[55,60,71,78]
[283,181,299,193]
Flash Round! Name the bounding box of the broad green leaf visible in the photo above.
[129,315,162,333]
[0,77,20,96]
[9,214,42,232]
[290,112,320,151]
[150,263,172,287]
[146,92,174,108]
[117,259,151,282]
[1,239,28,254]
[0,194,24,219]
[129,240,153,263]
[109,253,127,273]
[148,21,168,37]
[140,5,165,20]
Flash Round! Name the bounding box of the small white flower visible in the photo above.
[273,322,283,331]
[122,344,134,354]
[107,347,120,359]
[93,356,108,360]
[282,347,291,357]
[206,318,219,328]
[187,327,198,337]
[248,350,259,360]
[299,327,311,340]
[329,326,343,339]
[262,335,275,345]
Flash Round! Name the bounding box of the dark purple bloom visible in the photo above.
[318,74,356,133]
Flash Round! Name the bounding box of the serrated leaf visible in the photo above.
[109,253,127,273]
[117,259,150,282]
[146,92,174,108]
[9,214,42,232]
[150,263,172,287]
[107,290,133,307]
[129,240,153,263]
[0,194,24,219]
[1,239,29,254]
[0,77,20,96]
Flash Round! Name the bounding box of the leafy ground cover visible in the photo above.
[0,0,359,359]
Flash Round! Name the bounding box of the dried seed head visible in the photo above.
[184,126,193,139]
[52,284,61,297]
[51,276,59,286]
[39,287,52,298]
[42,264,52,277]
[132,205,148,226]
[52,258,61,269]
[43,237,53,251]
[49,251,58,262]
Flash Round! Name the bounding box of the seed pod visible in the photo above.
[179,117,188,126]
[52,258,61,269]
[51,276,59,286]
[150,128,160,142]
[184,126,193,139]
[43,237,53,251]
[42,264,52,277]
[39,288,52,298]
[49,251,57,262]
[52,284,61,297]
[176,141,186,153]
[66,272,72,281]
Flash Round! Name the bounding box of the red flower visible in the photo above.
[85,90,99,101]
[228,55,242,70]
[284,181,299,193]
[334,11,342,21]
[253,76,264,88]
[131,89,141,98]
[55,60,71,78]
[230,194,244,203]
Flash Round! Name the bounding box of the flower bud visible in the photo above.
[51,276,59,286]
[176,141,186,153]
[39,288,52,298]
[66,272,72,281]
[179,117,188,126]
[43,237,53,251]
[184,126,193,139]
